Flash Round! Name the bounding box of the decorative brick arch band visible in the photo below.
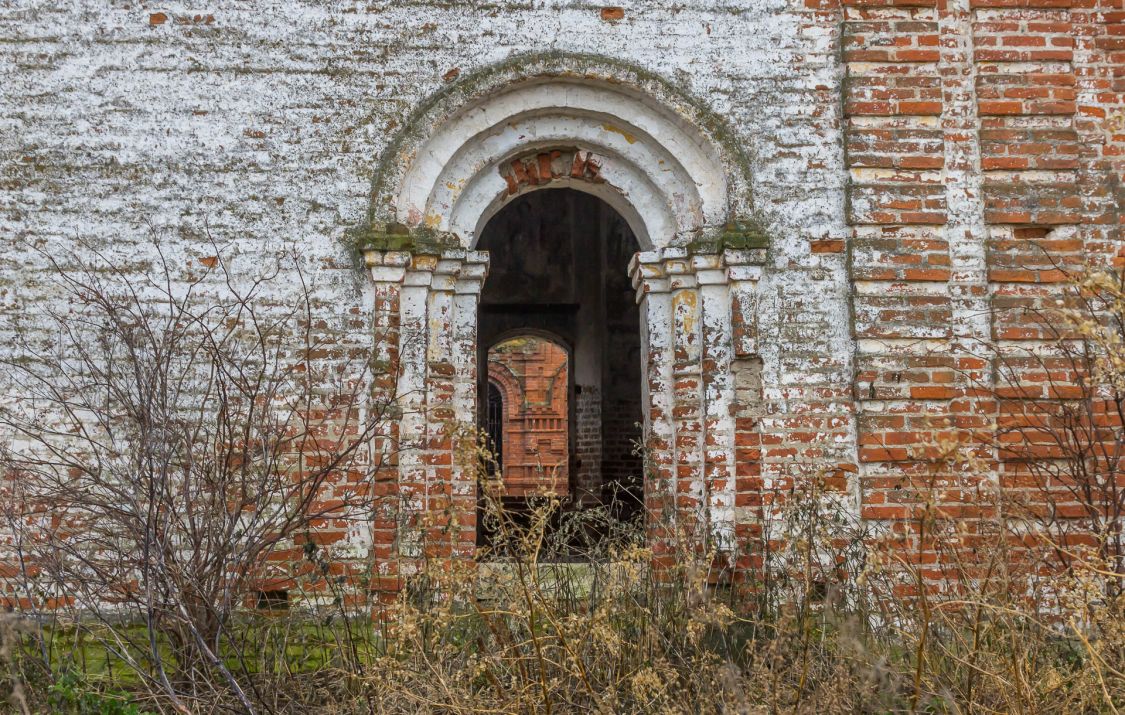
[486,361,523,424]
[480,148,653,248]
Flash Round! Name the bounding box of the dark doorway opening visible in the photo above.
[476,188,644,556]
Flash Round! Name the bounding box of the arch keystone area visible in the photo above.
[351,52,764,253]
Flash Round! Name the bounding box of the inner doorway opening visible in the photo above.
[477,188,644,555]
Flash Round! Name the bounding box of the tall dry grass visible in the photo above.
[2,468,1122,714]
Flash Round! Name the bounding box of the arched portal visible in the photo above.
[358,54,769,575]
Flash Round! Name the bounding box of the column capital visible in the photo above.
[629,251,671,299]
[454,250,489,295]
[368,248,490,293]
[691,253,728,286]
[364,249,411,284]
[631,248,742,298]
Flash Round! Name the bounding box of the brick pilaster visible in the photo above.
[364,250,410,596]
[364,248,487,591]
[725,249,767,574]
[631,249,749,564]
[631,251,677,564]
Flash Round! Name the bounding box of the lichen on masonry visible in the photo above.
[348,222,461,256]
[687,219,771,254]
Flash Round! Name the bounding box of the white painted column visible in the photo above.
[376,250,490,562]
[396,256,436,559]
[450,252,489,433]
[667,252,706,543]
[633,248,763,561]
[450,251,488,558]
[363,250,411,576]
[696,253,736,551]
[630,251,677,547]
[723,249,766,563]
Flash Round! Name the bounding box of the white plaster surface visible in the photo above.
[1,0,857,562]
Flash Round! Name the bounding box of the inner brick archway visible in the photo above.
[486,335,571,499]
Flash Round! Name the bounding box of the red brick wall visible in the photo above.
[488,337,569,498]
[842,0,1124,587]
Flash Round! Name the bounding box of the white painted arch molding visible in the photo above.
[432,104,692,249]
[364,53,757,250]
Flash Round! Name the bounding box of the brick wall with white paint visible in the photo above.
[1,0,1122,600]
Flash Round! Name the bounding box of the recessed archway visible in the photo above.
[477,189,645,544]
[359,54,761,569]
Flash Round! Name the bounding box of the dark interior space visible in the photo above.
[476,188,644,555]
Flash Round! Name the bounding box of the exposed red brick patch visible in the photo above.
[1012,227,1051,240]
[970,0,1073,7]
[902,268,949,280]
[442,67,460,82]
[842,8,940,63]
[149,12,167,25]
[844,0,937,7]
[501,149,603,195]
[600,6,625,20]
[844,71,943,117]
[811,239,845,253]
